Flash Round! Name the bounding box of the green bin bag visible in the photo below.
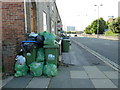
[14,62,28,77]
[36,48,44,62]
[29,62,44,76]
[39,31,46,36]
[44,32,56,45]
[39,31,56,45]
[43,63,57,77]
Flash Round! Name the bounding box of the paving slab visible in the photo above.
[3,77,32,88]
[103,71,119,79]
[53,70,70,79]
[49,78,72,88]
[83,66,107,78]
[70,66,85,71]
[71,79,95,88]
[70,71,89,79]
[58,66,71,72]
[26,77,51,88]
[91,79,117,88]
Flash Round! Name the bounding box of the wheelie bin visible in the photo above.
[21,41,38,65]
[44,44,59,66]
[62,39,70,52]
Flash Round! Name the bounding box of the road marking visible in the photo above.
[71,40,120,72]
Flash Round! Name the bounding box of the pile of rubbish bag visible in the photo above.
[29,62,44,76]
[14,55,28,77]
[39,31,56,45]
[14,31,58,77]
[36,48,44,62]
[14,56,58,77]
[43,63,57,77]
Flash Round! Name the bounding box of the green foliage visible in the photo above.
[105,30,116,36]
[84,25,92,34]
[66,31,71,34]
[84,17,107,34]
[71,31,76,34]
[108,17,120,33]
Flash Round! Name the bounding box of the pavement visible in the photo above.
[2,39,120,89]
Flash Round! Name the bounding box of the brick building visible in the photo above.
[1,0,62,75]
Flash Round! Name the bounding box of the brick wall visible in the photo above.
[2,2,25,75]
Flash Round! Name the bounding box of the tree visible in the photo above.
[84,25,92,34]
[108,17,120,33]
[84,17,107,34]
[98,18,108,34]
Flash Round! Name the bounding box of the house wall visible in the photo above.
[36,1,51,32]
[35,0,62,34]
[1,0,62,75]
[2,2,25,74]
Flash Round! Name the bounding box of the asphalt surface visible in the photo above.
[71,37,119,65]
[62,40,106,66]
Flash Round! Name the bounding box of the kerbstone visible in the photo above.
[103,71,119,79]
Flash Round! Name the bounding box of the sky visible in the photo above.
[56,0,120,31]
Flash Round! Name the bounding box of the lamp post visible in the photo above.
[94,4,103,38]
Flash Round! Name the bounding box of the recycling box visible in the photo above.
[44,44,59,66]
[62,39,70,52]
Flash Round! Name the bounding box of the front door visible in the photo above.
[30,7,35,32]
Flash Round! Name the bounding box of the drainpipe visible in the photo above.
[24,0,27,33]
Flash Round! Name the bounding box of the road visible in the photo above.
[71,37,119,65]
[62,40,106,66]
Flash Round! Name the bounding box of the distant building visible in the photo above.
[67,26,75,31]
[76,31,84,34]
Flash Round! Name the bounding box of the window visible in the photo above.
[43,11,47,31]
[51,20,55,33]
[52,5,54,11]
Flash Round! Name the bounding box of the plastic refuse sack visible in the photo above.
[43,63,57,77]
[39,31,46,36]
[39,31,56,45]
[14,62,28,77]
[44,32,56,45]
[36,48,44,62]
[36,35,44,43]
[29,62,44,76]
[29,32,38,37]
[15,55,26,65]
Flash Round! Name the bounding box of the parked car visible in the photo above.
[74,34,77,37]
